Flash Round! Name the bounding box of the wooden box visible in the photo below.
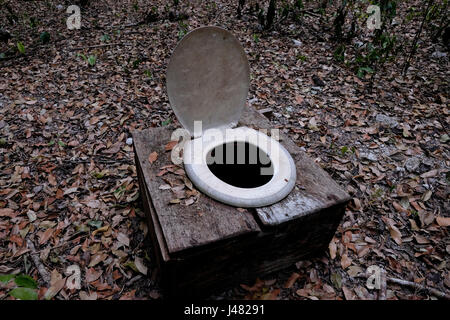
[132,106,350,298]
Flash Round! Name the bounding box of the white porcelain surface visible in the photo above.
[166,26,250,137]
[183,127,296,208]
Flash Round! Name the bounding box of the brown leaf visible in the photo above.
[148,151,158,164]
[393,201,408,213]
[342,286,355,300]
[86,268,102,283]
[165,141,178,151]
[414,234,430,244]
[134,257,148,275]
[340,253,352,269]
[88,252,107,267]
[420,169,438,178]
[48,174,57,186]
[284,272,300,289]
[329,241,337,260]
[261,288,280,300]
[436,216,450,227]
[39,228,54,245]
[44,278,66,300]
[119,290,136,300]
[296,288,310,297]
[92,225,109,236]
[68,140,79,147]
[79,291,98,300]
[0,208,15,217]
[382,217,402,245]
[117,232,130,247]
[156,169,168,177]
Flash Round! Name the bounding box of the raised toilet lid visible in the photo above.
[166,26,250,137]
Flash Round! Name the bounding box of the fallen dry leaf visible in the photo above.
[436,216,450,227]
[165,141,178,151]
[284,272,300,289]
[148,151,158,164]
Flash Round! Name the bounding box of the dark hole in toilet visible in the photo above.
[206,141,274,188]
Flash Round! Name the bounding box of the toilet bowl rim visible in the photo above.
[183,126,287,168]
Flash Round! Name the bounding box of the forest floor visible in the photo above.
[0,0,449,300]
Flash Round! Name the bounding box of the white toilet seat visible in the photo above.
[183,127,296,207]
[166,26,297,208]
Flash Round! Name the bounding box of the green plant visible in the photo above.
[132,58,141,69]
[1,274,38,300]
[333,44,345,62]
[78,53,97,67]
[39,31,50,44]
[100,34,110,42]
[17,41,25,54]
[144,70,153,79]
[178,21,188,40]
[297,54,307,62]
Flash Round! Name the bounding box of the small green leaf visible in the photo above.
[40,31,50,44]
[14,274,37,289]
[0,274,15,283]
[9,287,38,300]
[330,272,342,289]
[88,220,103,229]
[123,260,138,272]
[76,224,90,233]
[17,42,25,54]
[78,53,87,61]
[144,70,152,79]
[92,171,106,179]
[87,55,97,66]
[161,118,171,126]
[58,140,66,147]
[100,34,110,42]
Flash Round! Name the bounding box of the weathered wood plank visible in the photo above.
[238,106,351,226]
[132,128,260,255]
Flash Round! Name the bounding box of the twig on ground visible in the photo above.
[125,275,142,286]
[68,42,124,51]
[387,277,450,300]
[26,239,51,286]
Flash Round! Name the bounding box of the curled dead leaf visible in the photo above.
[436,216,450,227]
[148,151,158,164]
[165,141,178,151]
[382,217,402,245]
[329,241,337,260]
[340,253,352,269]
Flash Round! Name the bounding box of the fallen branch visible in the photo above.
[68,42,124,51]
[26,239,51,285]
[387,277,450,300]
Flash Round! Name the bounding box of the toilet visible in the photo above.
[166,26,296,208]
